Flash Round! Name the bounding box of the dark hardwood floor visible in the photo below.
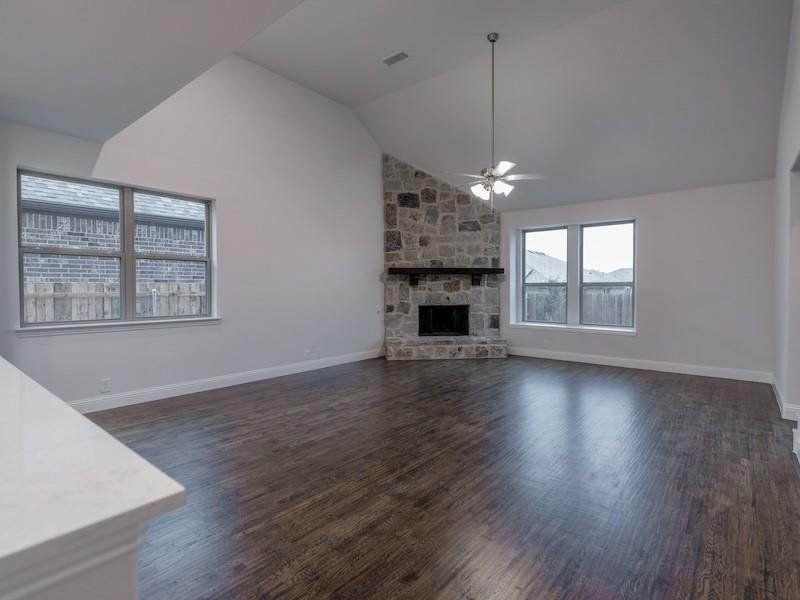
[90,357,800,599]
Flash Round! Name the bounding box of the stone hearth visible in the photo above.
[386,336,508,360]
[383,154,507,360]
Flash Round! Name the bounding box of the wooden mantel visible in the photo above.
[387,267,504,287]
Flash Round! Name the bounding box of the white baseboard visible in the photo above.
[70,348,384,414]
[508,346,773,384]
[772,382,800,422]
[71,345,799,422]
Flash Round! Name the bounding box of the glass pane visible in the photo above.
[525,228,567,283]
[134,192,207,257]
[20,173,120,251]
[581,285,634,327]
[582,222,634,283]
[136,259,208,318]
[523,285,567,323]
[22,253,121,324]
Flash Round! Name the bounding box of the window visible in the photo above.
[18,170,213,326]
[522,228,567,323]
[519,220,635,329]
[132,191,209,319]
[581,222,634,327]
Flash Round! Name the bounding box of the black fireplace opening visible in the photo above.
[419,305,469,336]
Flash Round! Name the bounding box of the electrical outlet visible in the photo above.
[99,378,112,394]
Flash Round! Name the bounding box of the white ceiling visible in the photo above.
[244,0,792,210]
[0,0,303,141]
[239,0,629,107]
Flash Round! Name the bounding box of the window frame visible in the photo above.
[520,225,569,325]
[579,220,635,328]
[17,169,215,328]
[517,219,636,331]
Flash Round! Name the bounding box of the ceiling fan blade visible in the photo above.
[494,180,514,196]
[504,173,546,181]
[495,161,516,176]
[452,172,484,179]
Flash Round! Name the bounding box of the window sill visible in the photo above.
[15,317,221,337]
[508,322,637,336]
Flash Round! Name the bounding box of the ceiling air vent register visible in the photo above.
[382,52,408,66]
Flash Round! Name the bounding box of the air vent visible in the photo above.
[383,52,408,66]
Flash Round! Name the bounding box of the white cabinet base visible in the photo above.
[1,525,140,600]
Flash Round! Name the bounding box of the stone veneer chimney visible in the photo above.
[383,154,508,360]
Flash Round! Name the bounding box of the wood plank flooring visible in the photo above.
[90,357,800,599]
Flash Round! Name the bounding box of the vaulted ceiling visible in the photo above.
[0,0,303,140]
[1,0,791,209]
[239,0,630,107]
[243,0,792,209]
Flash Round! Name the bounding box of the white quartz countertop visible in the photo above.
[0,356,185,580]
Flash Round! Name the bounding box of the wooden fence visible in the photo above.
[23,282,206,323]
[581,286,633,326]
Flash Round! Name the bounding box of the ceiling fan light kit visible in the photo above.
[463,32,543,208]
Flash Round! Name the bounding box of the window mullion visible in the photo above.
[132,252,209,263]
[18,247,123,258]
[122,187,136,320]
[518,230,525,323]
[566,225,580,326]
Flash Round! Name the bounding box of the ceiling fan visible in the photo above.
[457,33,545,207]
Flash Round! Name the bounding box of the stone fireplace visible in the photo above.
[383,154,508,360]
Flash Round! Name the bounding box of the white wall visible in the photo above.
[502,180,775,381]
[774,0,800,421]
[0,123,12,359]
[0,55,383,406]
[0,121,105,360]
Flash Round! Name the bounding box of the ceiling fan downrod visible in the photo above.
[459,32,543,207]
[489,31,498,185]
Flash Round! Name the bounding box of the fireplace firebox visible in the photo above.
[419,305,469,336]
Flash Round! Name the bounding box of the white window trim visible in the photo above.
[514,218,637,331]
[15,317,221,337]
[507,321,637,336]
